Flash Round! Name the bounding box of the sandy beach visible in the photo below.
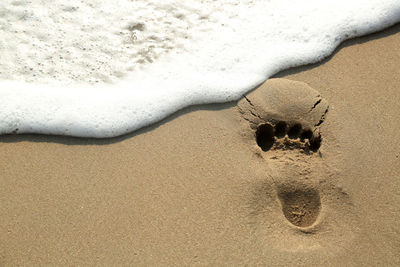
[1,23,399,266]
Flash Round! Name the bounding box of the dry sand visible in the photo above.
[1,24,400,266]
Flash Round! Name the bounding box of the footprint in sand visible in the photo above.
[239,78,327,156]
[239,79,357,252]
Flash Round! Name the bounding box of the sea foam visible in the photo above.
[0,0,399,137]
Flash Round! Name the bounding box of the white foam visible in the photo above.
[1,0,399,137]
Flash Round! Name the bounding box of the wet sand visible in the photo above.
[1,24,399,266]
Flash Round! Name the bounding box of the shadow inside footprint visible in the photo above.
[287,123,302,139]
[300,129,313,141]
[274,121,287,138]
[278,188,321,227]
[256,123,275,151]
[309,134,322,152]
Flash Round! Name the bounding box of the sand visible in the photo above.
[1,24,400,266]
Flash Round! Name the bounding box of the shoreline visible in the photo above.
[1,23,399,144]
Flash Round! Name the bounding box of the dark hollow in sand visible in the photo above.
[300,129,313,141]
[287,123,302,139]
[274,121,288,138]
[256,123,275,151]
[309,134,322,152]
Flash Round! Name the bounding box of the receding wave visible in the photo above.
[0,0,399,137]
